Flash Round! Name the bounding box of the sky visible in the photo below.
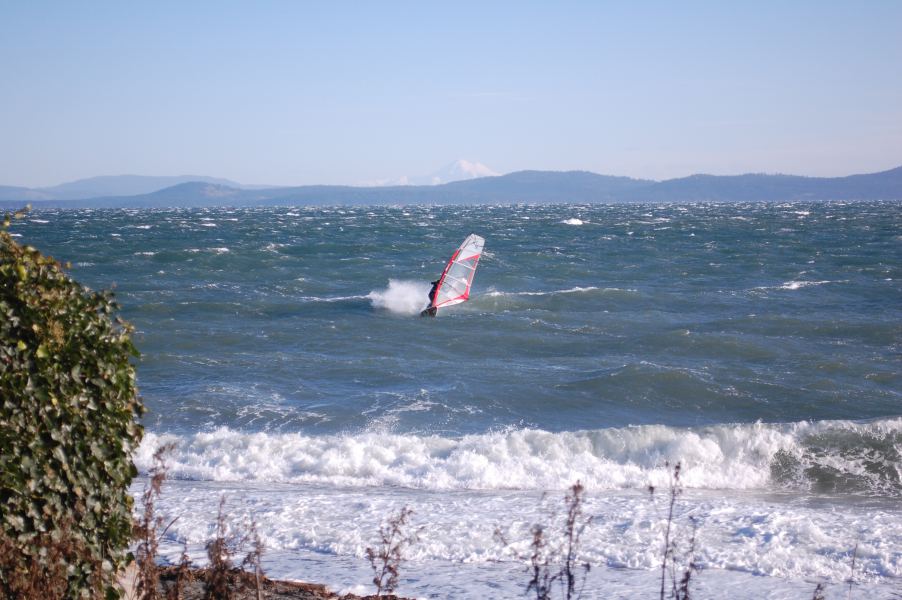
[2,1,901,187]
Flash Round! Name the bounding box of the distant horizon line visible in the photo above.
[7,162,902,190]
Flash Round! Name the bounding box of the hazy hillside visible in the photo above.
[1,167,899,209]
[0,175,268,203]
[443,170,654,202]
[0,185,53,202]
[632,167,902,202]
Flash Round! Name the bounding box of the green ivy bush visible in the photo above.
[0,208,145,598]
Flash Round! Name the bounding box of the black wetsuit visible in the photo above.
[421,280,440,317]
[428,281,439,303]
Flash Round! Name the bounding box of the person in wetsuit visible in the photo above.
[421,280,439,317]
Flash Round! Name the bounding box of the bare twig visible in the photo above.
[204,496,248,600]
[649,462,700,600]
[241,520,266,600]
[165,544,194,600]
[365,506,420,596]
[496,481,592,600]
[134,442,177,600]
[527,524,552,600]
[675,517,699,600]
[0,519,99,599]
[558,481,592,600]
[658,462,682,600]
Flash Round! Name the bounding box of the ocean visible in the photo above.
[12,201,901,598]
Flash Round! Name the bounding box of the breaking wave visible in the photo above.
[137,417,902,497]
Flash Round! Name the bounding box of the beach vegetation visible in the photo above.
[496,480,592,600]
[133,443,177,600]
[649,462,699,600]
[365,505,420,596]
[811,582,826,600]
[0,207,144,598]
[199,496,267,600]
[204,497,241,600]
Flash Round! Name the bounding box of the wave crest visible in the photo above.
[137,418,902,497]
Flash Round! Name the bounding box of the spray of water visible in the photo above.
[368,279,431,315]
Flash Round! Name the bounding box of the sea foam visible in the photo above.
[368,279,431,315]
[137,418,902,496]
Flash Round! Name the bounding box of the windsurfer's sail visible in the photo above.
[430,234,485,311]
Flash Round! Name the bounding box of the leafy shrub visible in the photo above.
[0,208,145,597]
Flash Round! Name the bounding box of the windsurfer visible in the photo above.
[418,234,485,318]
[421,280,439,317]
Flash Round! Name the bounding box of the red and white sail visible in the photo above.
[432,234,485,310]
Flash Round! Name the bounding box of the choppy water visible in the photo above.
[13,201,901,598]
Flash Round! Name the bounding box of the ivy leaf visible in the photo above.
[2,207,144,597]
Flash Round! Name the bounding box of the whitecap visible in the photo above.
[368,279,430,315]
[485,286,630,297]
[780,280,838,290]
[134,418,902,494]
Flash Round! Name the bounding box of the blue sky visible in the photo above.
[2,1,900,187]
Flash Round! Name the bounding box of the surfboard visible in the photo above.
[423,233,485,316]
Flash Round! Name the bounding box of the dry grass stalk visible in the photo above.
[133,442,178,600]
[201,497,266,600]
[656,462,681,600]
[365,505,419,596]
[558,481,591,600]
[205,496,241,600]
[809,540,860,600]
[241,520,266,600]
[649,462,701,600]
[525,523,552,600]
[165,544,194,600]
[496,481,592,600]
[672,517,699,600]
[847,542,858,600]
[811,582,827,600]
[0,520,102,599]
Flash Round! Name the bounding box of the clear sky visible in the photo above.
[2,1,901,187]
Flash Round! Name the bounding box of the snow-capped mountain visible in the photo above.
[361,159,500,187]
[421,159,499,185]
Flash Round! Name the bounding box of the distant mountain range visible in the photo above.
[0,174,275,203]
[1,166,900,209]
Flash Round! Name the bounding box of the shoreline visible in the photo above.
[117,553,899,600]
[119,564,413,600]
[129,480,901,600]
